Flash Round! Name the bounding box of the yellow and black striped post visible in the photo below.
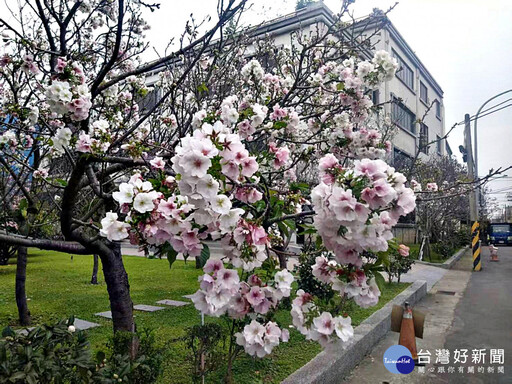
[472,221,481,271]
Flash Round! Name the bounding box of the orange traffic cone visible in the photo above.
[489,245,499,262]
[399,302,418,361]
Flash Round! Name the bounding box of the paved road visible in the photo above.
[437,245,512,384]
[344,246,512,384]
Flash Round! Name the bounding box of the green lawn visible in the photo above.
[407,243,448,264]
[0,250,409,383]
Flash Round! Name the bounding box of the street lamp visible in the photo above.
[473,90,512,207]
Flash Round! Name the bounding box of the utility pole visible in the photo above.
[465,114,481,271]
[465,114,478,221]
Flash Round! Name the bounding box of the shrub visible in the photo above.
[432,242,455,259]
[384,243,415,283]
[455,226,471,247]
[0,318,95,384]
[0,319,165,384]
[183,323,225,383]
[102,328,166,384]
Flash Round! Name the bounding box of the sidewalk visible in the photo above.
[343,249,473,383]
[385,261,448,291]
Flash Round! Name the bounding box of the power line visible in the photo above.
[456,102,512,126]
[475,103,512,121]
[475,97,512,117]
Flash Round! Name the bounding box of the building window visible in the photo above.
[419,123,429,154]
[393,50,414,90]
[391,97,416,133]
[435,100,441,119]
[372,89,380,105]
[420,81,428,104]
[138,86,161,113]
[436,135,442,155]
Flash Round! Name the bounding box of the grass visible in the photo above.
[407,243,451,264]
[0,249,409,383]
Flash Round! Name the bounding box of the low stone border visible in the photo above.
[416,246,469,269]
[282,280,428,384]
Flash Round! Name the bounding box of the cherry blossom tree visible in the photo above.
[0,0,248,339]
[0,0,417,371]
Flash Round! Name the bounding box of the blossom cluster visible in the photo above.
[76,119,113,154]
[311,256,381,308]
[325,112,391,160]
[191,260,293,317]
[410,179,439,193]
[291,289,354,347]
[220,219,269,271]
[235,320,289,357]
[0,130,18,149]
[313,155,416,265]
[52,127,72,154]
[309,51,396,125]
[45,58,91,122]
[103,173,207,257]
[292,154,417,346]
[191,259,294,357]
[101,116,269,266]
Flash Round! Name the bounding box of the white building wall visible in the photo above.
[369,26,445,159]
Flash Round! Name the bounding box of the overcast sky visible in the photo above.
[141,0,512,211]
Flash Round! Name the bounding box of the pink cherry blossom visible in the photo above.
[398,244,410,257]
[150,156,165,170]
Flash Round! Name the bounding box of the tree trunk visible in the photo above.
[425,238,432,262]
[98,242,138,356]
[91,254,99,284]
[274,245,287,270]
[16,246,31,326]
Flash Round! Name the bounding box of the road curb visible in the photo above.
[281,280,428,384]
[416,246,469,269]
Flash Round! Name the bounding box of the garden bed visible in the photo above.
[407,243,461,264]
[0,250,410,383]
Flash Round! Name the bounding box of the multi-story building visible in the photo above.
[355,12,446,162]
[143,2,446,165]
[244,2,447,163]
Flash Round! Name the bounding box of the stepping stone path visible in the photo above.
[74,318,100,330]
[95,311,113,319]
[157,299,189,307]
[95,305,166,319]
[133,304,165,312]
[182,294,195,300]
